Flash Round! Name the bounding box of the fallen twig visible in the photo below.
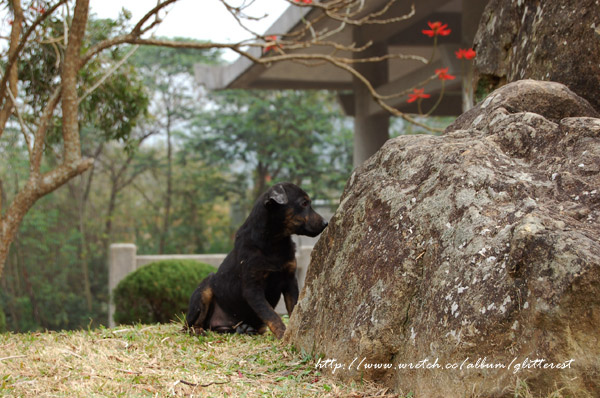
[0,355,26,362]
[111,328,134,334]
[59,348,83,359]
[174,379,229,388]
[115,368,142,375]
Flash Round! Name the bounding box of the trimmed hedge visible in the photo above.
[113,259,217,325]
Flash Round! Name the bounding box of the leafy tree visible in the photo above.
[0,25,235,330]
[128,41,220,254]
[190,89,353,204]
[0,0,152,275]
[0,10,149,330]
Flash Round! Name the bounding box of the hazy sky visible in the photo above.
[90,0,288,61]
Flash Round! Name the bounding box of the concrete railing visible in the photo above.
[108,243,315,327]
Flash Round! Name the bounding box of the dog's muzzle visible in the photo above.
[305,213,328,237]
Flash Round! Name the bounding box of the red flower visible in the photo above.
[435,67,455,80]
[422,21,451,37]
[294,0,313,3]
[464,48,476,59]
[30,5,46,13]
[407,88,431,103]
[455,48,476,60]
[263,35,279,53]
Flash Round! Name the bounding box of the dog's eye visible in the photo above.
[301,200,309,208]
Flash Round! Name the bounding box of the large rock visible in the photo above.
[285,80,600,397]
[474,0,600,112]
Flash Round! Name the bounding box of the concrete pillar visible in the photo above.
[353,103,390,166]
[462,71,475,112]
[352,31,390,166]
[108,243,137,327]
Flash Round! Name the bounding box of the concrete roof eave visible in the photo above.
[194,0,488,119]
[194,5,313,91]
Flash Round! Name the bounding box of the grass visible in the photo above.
[0,322,399,397]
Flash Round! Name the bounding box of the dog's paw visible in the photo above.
[271,324,286,339]
[235,323,258,335]
[184,325,206,336]
[274,329,285,339]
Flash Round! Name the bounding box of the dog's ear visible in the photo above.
[264,184,288,206]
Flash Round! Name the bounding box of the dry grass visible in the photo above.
[0,322,399,397]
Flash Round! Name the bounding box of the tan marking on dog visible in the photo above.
[284,259,297,273]
[266,319,286,339]
[283,208,308,236]
[201,287,213,305]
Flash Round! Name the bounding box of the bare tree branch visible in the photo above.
[32,87,62,173]
[1,73,33,159]
[78,45,140,104]
[131,0,178,36]
[79,0,178,68]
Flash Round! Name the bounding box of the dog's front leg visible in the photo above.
[282,275,299,316]
[281,259,299,316]
[242,282,286,339]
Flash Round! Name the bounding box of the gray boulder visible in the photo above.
[473,0,600,112]
[285,80,600,397]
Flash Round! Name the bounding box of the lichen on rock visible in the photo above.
[473,0,600,112]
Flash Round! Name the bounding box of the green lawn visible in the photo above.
[0,323,397,397]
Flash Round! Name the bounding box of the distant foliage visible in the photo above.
[191,89,353,202]
[113,260,216,325]
[0,308,6,333]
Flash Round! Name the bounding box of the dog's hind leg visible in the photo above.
[184,275,214,334]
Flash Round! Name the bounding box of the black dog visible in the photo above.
[185,182,328,339]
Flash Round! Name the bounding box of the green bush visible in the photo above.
[113,259,217,325]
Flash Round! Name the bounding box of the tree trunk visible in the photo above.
[71,174,93,313]
[159,112,173,254]
[254,161,269,200]
[15,242,42,327]
[0,182,42,277]
[1,251,21,330]
[77,145,103,312]
[103,182,119,255]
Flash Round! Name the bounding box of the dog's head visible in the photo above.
[264,182,328,238]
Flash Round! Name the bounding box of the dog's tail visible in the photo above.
[184,274,215,333]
